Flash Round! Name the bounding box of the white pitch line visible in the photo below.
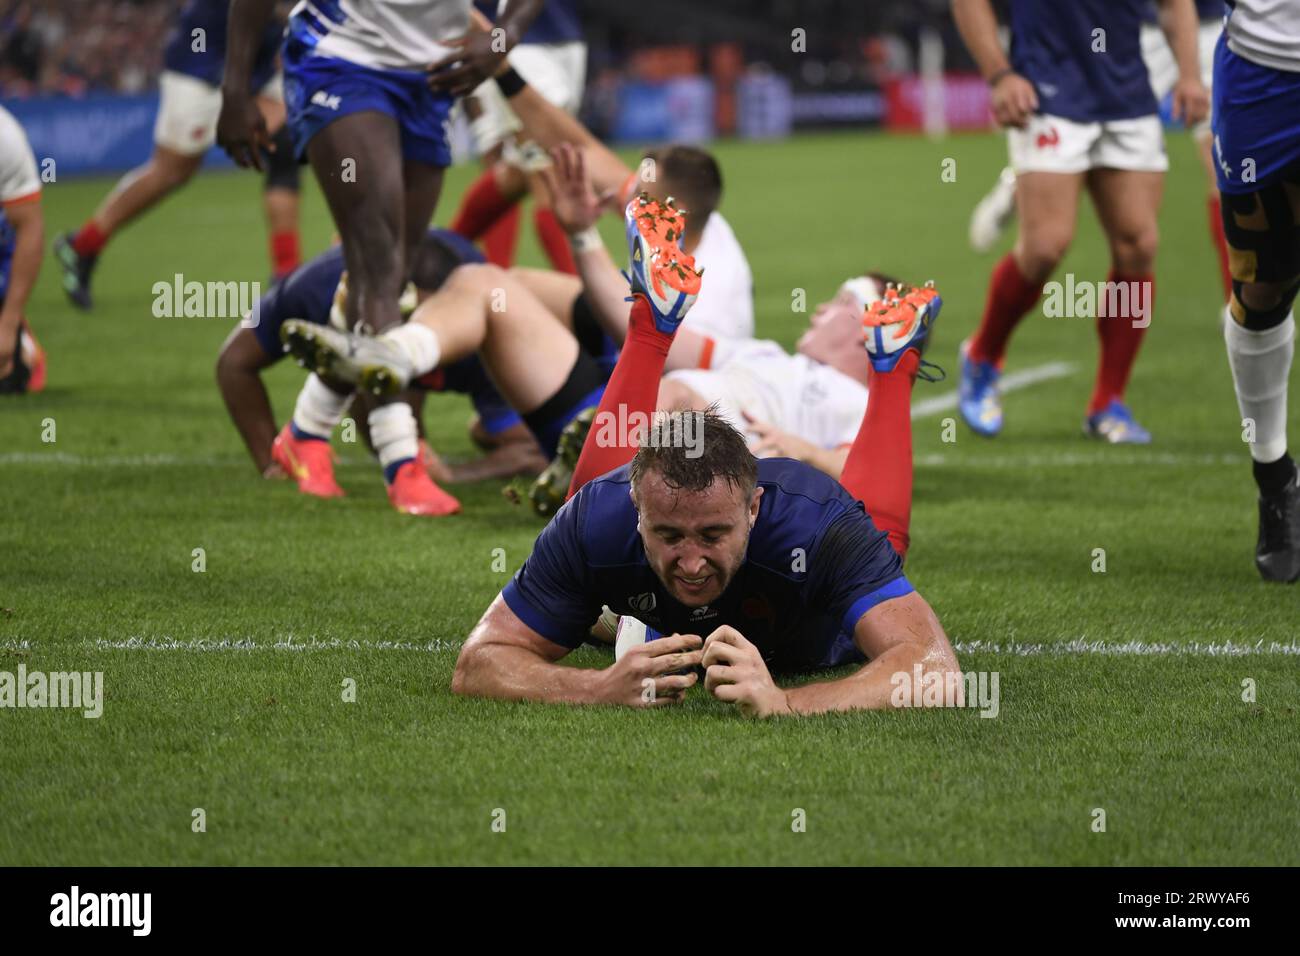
[3,637,1296,657]
[911,360,1075,420]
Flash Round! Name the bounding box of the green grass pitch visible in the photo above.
[2,132,1297,865]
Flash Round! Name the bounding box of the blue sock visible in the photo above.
[383,457,414,484]
[290,421,329,443]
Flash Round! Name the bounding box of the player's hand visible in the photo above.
[989,71,1038,130]
[427,18,511,98]
[745,414,817,464]
[1171,76,1209,127]
[702,625,791,718]
[539,143,607,235]
[217,89,272,171]
[600,633,702,708]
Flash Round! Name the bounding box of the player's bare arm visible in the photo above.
[952,0,1037,129]
[217,0,277,170]
[452,596,702,707]
[1156,0,1210,125]
[428,0,544,98]
[0,197,42,377]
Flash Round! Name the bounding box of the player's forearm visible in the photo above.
[451,641,610,705]
[1157,0,1200,79]
[951,0,1010,81]
[222,0,277,94]
[784,642,958,714]
[216,358,277,472]
[0,210,43,324]
[494,0,543,51]
[810,446,849,480]
[500,82,632,198]
[573,240,633,340]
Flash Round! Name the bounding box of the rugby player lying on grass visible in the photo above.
[217,228,546,513]
[445,196,960,715]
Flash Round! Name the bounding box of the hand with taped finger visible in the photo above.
[702,625,791,718]
[600,632,703,707]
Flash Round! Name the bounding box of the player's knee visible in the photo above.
[1016,237,1068,283]
[1233,279,1300,331]
[451,261,509,294]
[1110,227,1158,274]
[656,377,696,411]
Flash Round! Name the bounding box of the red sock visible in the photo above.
[1089,270,1153,415]
[72,221,109,258]
[567,295,674,499]
[450,169,515,241]
[534,207,578,275]
[481,203,521,267]
[968,252,1044,365]
[1207,195,1232,304]
[839,350,919,559]
[270,230,300,278]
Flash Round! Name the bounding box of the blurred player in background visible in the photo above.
[447,194,959,715]
[217,228,545,514]
[1212,0,1300,582]
[218,0,541,516]
[953,0,1208,443]
[969,1,1231,302]
[0,104,46,395]
[450,0,587,274]
[53,0,300,310]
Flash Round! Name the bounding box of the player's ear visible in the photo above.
[748,485,763,525]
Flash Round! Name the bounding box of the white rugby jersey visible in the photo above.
[682,211,755,342]
[0,106,40,205]
[1225,0,1300,72]
[287,0,472,72]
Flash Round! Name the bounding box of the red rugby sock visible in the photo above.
[72,220,109,258]
[1207,195,1232,303]
[839,349,919,559]
[1089,270,1154,415]
[968,252,1044,365]
[451,169,515,241]
[481,203,521,267]
[269,229,300,278]
[567,295,673,498]
[534,206,578,275]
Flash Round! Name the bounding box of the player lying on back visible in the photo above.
[217,229,543,514]
[447,196,960,716]
[0,104,46,395]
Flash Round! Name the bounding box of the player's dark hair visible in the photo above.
[642,144,723,228]
[408,234,464,293]
[629,407,757,500]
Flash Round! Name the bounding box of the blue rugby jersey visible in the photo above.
[502,458,913,671]
[162,0,283,87]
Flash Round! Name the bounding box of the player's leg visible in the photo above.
[1219,163,1300,582]
[258,88,301,281]
[1083,165,1163,441]
[1197,132,1233,302]
[842,284,943,560]
[451,81,528,263]
[959,167,1083,436]
[54,71,215,309]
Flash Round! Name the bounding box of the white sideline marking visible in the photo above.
[0,452,372,467]
[915,451,1242,468]
[3,637,1296,657]
[911,360,1075,419]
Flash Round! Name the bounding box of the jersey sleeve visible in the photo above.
[806,507,913,635]
[500,494,601,649]
[0,108,41,206]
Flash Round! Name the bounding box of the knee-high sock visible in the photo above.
[482,203,521,267]
[968,252,1044,365]
[534,207,578,275]
[1207,196,1233,304]
[839,349,919,560]
[1089,270,1153,415]
[291,373,350,441]
[450,169,515,241]
[567,295,673,499]
[368,402,420,483]
[1224,309,1294,465]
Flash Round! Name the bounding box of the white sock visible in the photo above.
[368,402,420,477]
[292,373,351,440]
[382,322,441,376]
[1224,308,1294,463]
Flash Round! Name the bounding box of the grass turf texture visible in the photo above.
[2,132,1297,865]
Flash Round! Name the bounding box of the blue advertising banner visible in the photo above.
[1,95,235,176]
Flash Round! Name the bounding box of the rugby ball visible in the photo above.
[613,614,664,661]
